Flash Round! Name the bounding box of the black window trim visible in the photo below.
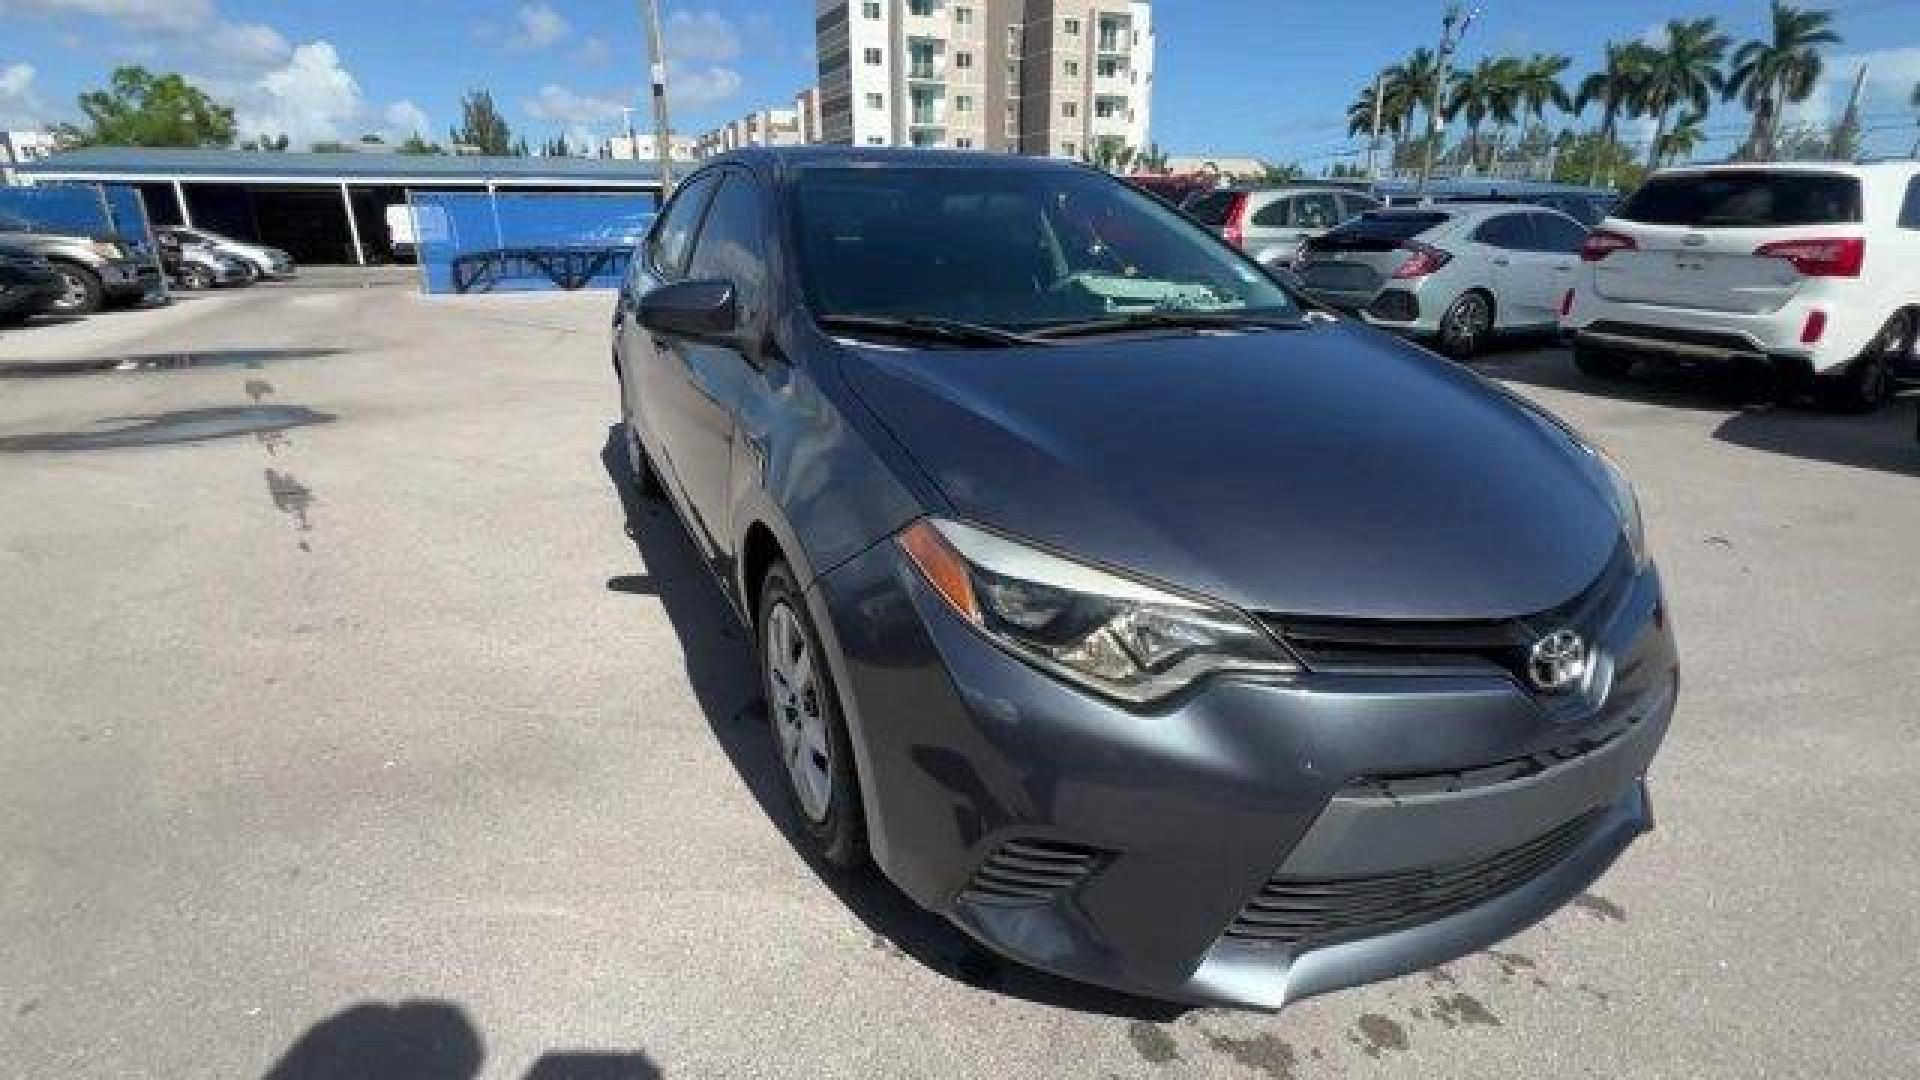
[1472,211,1536,252]
[1899,175,1920,231]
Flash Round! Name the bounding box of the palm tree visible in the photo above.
[1398,47,1442,146]
[1656,110,1707,166]
[1482,56,1527,170]
[1516,53,1573,124]
[1448,57,1515,172]
[1576,41,1655,144]
[1911,81,1920,157]
[1134,142,1170,174]
[1727,1,1840,160]
[1641,18,1731,169]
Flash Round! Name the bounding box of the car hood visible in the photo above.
[839,323,1623,620]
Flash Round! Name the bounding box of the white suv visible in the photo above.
[1560,161,1920,411]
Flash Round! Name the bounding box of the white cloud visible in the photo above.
[206,20,291,69]
[523,83,631,126]
[383,99,430,141]
[504,1,569,50]
[224,41,364,148]
[576,35,611,66]
[0,62,48,128]
[0,0,214,32]
[667,9,742,63]
[670,64,743,109]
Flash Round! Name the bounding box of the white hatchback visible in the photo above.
[1560,161,1920,411]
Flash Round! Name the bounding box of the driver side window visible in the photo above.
[646,173,720,282]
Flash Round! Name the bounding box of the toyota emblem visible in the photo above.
[1528,630,1589,692]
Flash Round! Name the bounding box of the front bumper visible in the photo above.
[100,258,162,299]
[810,540,1677,1009]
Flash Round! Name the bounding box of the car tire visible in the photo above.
[758,559,867,870]
[1817,310,1911,414]
[1437,290,1494,358]
[182,265,213,290]
[1573,343,1634,380]
[47,263,104,315]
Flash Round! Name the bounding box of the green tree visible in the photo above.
[1727,2,1839,160]
[242,133,290,152]
[1449,56,1524,172]
[1911,81,1920,156]
[1575,40,1656,180]
[54,66,236,148]
[1655,110,1707,166]
[1553,131,1647,189]
[1082,135,1137,174]
[397,134,446,155]
[1134,142,1170,174]
[309,140,354,153]
[452,89,515,156]
[1641,18,1730,168]
[1260,161,1306,183]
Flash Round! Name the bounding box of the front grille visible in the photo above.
[1224,810,1602,945]
[959,838,1103,905]
[1261,540,1631,685]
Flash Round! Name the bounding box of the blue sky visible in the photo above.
[2,0,1917,161]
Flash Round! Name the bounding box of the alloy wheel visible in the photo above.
[766,602,832,823]
[1443,292,1491,355]
[53,270,89,311]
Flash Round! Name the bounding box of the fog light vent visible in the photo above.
[960,838,1104,905]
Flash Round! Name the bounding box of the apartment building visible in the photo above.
[691,88,828,159]
[815,0,1152,156]
[600,133,700,163]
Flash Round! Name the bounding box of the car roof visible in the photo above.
[1651,160,1920,180]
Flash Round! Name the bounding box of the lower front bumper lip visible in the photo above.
[1186,780,1652,1011]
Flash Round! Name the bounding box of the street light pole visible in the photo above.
[1365,72,1384,180]
[638,0,674,191]
[1416,4,1476,196]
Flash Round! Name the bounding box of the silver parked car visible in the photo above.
[1185,186,1380,269]
[1294,202,1590,356]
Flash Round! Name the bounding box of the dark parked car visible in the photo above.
[612,147,1677,1010]
[0,210,160,314]
[0,241,67,324]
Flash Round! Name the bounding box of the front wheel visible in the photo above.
[758,560,866,869]
[48,263,104,315]
[182,265,213,290]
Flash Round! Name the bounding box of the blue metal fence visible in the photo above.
[0,183,161,261]
[410,191,657,295]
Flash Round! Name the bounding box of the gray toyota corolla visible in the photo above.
[611,147,1677,1010]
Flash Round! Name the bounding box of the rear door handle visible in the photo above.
[1490,256,1510,267]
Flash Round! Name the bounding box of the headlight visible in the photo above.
[898,518,1297,703]
[1590,446,1648,570]
[90,240,125,260]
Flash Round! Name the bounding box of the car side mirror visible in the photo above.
[638,278,737,343]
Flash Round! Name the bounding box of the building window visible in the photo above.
[1095,99,1115,118]
[954,94,973,112]
[954,6,973,25]
[862,1,880,17]
[1063,18,1080,35]
[1098,56,1121,78]
[955,51,972,69]
[908,0,934,15]
[867,135,886,145]
[1061,141,1077,156]
[956,136,974,148]
[866,92,885,109]
[1006,26,1020,57]
[1006,66,1019,94]
[1062,101,1077,118]
[1064,59,1079,77]
[864,47,883,65]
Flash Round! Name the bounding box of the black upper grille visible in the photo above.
[960,839,1103,905]
[1262,541,1631,685]
[1224,810,1601,946]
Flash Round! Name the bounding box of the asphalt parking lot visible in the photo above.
[2,273,1917,1079]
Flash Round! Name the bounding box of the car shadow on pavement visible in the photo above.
[1475,350,1920,478]
[261,998,659,1079]
[599,426,1185,1022]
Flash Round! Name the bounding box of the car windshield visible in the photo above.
[1615,171,1862,228]
[791,168,1296,334]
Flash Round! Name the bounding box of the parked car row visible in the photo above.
[0,214,295,326]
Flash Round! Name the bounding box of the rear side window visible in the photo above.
[1473,213,1534,250]
[1291,191,1343,229]
[1616,171,1862,228]
[1900,176,1920,230]
[1339,193,1380,219]
[1530,213,1588,254]
[647,172,720,279]
[1249,196,1290,228]
[1184,192,1238,228]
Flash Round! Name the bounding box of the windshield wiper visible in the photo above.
[1026,310,1308,340]
[817,315,1045,349]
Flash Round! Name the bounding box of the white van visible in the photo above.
[1561,161,1920,411]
